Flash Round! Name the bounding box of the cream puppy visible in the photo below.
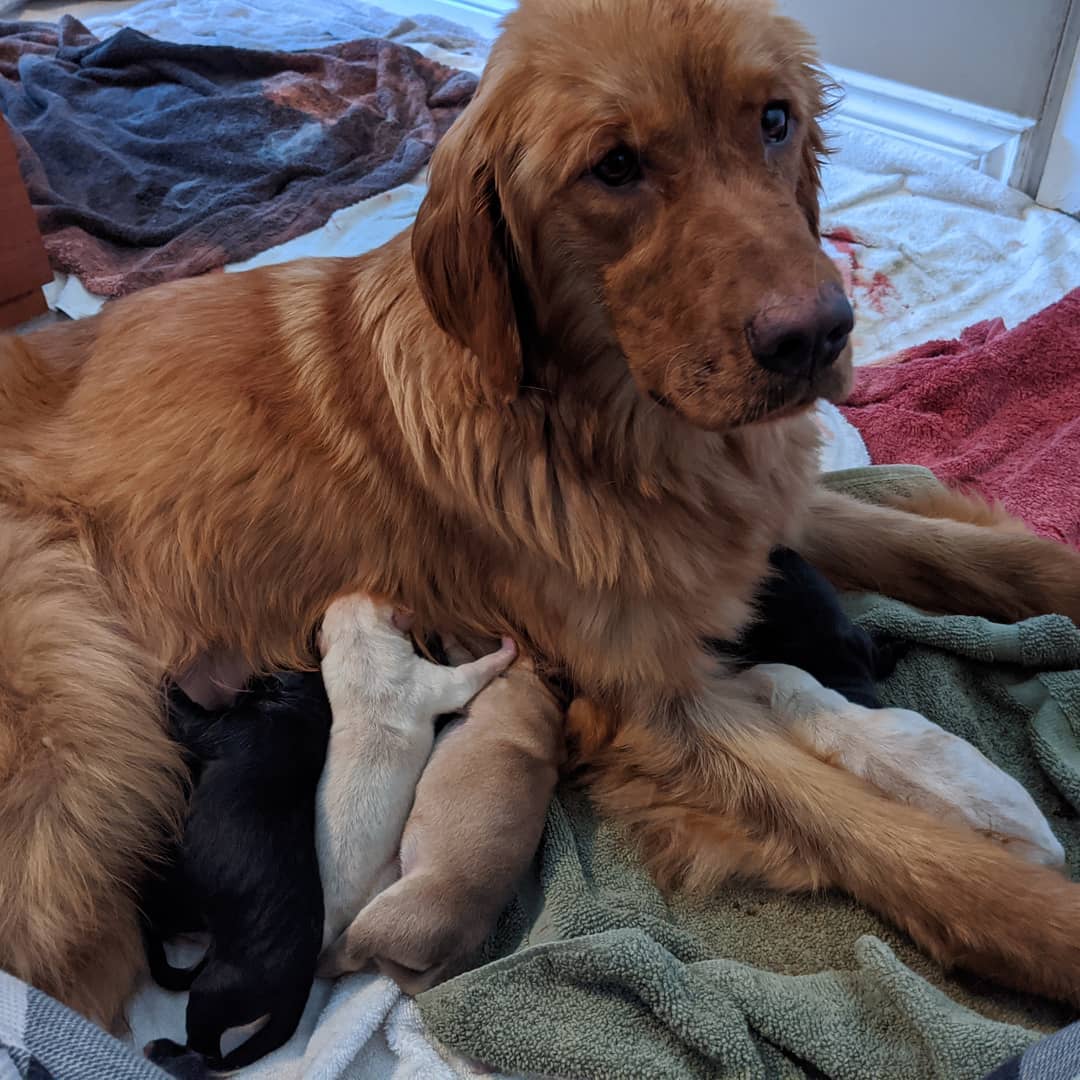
[315,594,516,950]
[739,663,1064,867]
[318,657,563,991]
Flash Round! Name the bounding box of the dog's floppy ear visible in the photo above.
[412,112,523,406]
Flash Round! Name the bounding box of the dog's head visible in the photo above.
[413,0,852,430]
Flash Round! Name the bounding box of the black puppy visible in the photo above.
[712,546,907,708]
[141,672,331,1075]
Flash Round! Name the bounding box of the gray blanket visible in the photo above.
[0,17,475,296]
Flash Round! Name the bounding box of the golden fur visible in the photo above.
[3,0,1080,1027]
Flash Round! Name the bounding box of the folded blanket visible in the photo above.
[984,1020,1080,1080]
[0,17,475,296]
[418,465,1080,1080]
[839,290,1080,547]
[0,969,169,1079]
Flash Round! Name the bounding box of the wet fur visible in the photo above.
[3,0,1080,1026]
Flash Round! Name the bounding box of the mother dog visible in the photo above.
[3,0,1080,1026]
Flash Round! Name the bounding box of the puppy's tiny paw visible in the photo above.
[495,636,517,667]
[144,1040,209,1080]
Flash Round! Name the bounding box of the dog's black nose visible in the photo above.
[746,284,854,378]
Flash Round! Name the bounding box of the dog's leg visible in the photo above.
[883,485,1032,535]
[0,511,186,1029]
[418,637,517,716]
[318,874,455,992]
[145,1039,211,1080]
[800,487,1080,622]
[573,684,1080,1007]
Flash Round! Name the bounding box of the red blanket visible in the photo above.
[840,288,1080,547]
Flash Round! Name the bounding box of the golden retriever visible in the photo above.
[3,0,1080,1029]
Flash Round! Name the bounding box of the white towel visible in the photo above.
[126,949,506,1079]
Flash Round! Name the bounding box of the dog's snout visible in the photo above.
[746,285,854,378]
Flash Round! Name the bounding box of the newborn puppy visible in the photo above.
[142,673,331,1073]
[712,546,906,708]
[315,594,516,950]
[318,656,563,992]
[739,663,1065,866]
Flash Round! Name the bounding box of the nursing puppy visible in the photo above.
[315,594,517,950]
[318,656,563,992]
[709,548,1063,865]
[142,674,330,1073]
[713,546,905,709]
[738,663,1065,867]
[11,0,1080,1024]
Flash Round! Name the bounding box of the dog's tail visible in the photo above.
[568,696,1080,1007]
[0,509,186,1028]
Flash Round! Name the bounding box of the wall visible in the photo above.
[779,0,1072,119]
[1038,36,1080,212]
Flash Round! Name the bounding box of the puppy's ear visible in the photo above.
[412,112,523,407]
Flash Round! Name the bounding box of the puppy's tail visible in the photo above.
[569,697,1080,1007]
[215,990,310,1071]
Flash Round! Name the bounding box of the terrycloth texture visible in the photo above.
[0,17,475,295]
[126,955,510,1078]
[839,290,1080,548]
[418,465,1080,1080]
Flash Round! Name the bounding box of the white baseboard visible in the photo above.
[401,0,510,35]
[396,2,1037,188]
[825,66,1035,184]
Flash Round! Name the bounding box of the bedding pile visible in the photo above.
[817,129,1080,367]
[839,289,1080,548]
[415,465,1080,1080]
[0,16,475,295]
[8,467,1079,1080]
[3,2,1080,1078]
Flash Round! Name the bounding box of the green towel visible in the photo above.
[418,466,1080,1080]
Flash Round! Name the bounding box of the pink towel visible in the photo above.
[839,288,1080,548]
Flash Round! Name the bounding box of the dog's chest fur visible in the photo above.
[7,252,820,694]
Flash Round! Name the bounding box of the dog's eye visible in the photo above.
[761,101,791,145]
[591,144,642,187]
